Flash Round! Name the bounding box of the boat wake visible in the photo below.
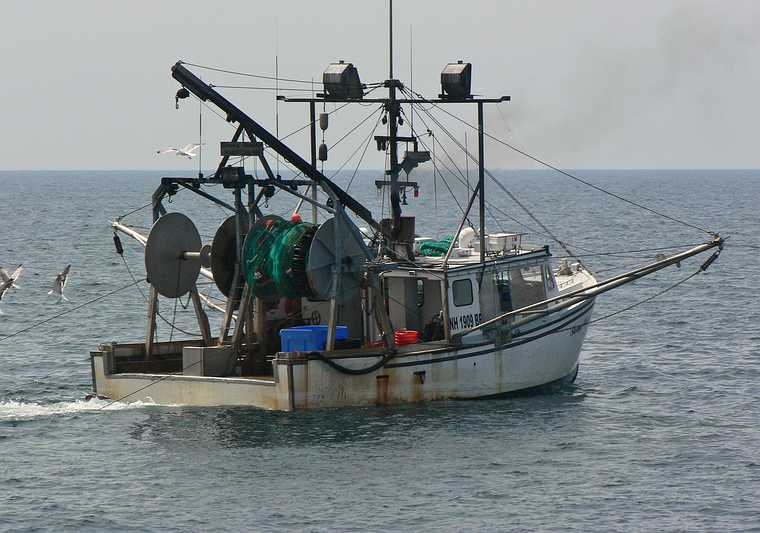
[0,398,156,420]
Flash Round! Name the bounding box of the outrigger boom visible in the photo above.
[453,236,724,342]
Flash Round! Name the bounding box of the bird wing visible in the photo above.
[0,280,10,300]
[10,265,23,281]
[157,148,178,155]
[50,279,62,294]
[183,143,201,153]
[61,265,71,288]
[0,268,8,283]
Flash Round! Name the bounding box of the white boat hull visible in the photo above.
[91,300,593,411]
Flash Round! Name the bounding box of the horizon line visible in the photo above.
[3,167,760,173]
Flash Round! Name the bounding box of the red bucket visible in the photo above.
[394,329,419,346]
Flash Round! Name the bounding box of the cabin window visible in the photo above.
[452,279,473,307]
[544,264,555,290]
[492,270,512,312]
[416,279,425,307]
[509,264,547,309]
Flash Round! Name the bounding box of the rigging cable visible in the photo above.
[97,358,204,410]
[210,85,320,92]
[401,104,511,233]
[330,109,384,180]
[328,105,385,151]
[116,233,203,338]
[116,201,153,222]
[180,60,326,86]
[0,279,144,343]
[432,131,438,210]
[545,265,707,338]
[405,98,691,262]
[400,106,490,230]
[345,113,385,191]
[552,242,707,260]
[405,87,716,236]
[190,81,705,265]
[391,107,472,222]
[405,94,576,258]
[402,103,585,250]
[181,59,384,88]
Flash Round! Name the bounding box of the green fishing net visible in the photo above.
[418,235,454,257]
[243,216,317,300]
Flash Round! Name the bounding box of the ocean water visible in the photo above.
[1,169,759,532]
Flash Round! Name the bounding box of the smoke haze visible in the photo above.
[0,0,758,170]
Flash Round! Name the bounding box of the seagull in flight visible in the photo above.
[0,265,23,290]
[156,143,202,159]
[48,264,72,302]
[0,265,22,314]
[0,280,11,314]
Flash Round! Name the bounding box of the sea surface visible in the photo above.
[0,169,758,532]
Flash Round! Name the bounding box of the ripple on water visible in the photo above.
[1,170,759,531]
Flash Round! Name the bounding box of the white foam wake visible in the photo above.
[0,398,156,420]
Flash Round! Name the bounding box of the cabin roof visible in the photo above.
[377,245,551,275]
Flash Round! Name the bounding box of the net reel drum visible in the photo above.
[144,212,211,298]
[211,215,248,299]
[240,215,366,303]
[306,217,366,301]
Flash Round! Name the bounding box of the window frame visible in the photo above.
[452,278,473,307]
[544,263,555,290]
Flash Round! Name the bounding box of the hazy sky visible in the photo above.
[1,0,759,170]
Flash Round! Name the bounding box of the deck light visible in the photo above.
[323,61,364,100]
[440,60,472,99]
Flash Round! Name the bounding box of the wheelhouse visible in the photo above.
[371,246,557,346]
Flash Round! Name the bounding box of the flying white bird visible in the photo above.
[0,265,23,290]
[0,281,10,314]
[156,143,202,159]
[0,266,22,315]
[48,264,71,302]
[0,288,7,315]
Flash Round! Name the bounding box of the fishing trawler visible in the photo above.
[90,4,723,411]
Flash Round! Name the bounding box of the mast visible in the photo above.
[389,0,393,80]
[387,0,402,237]
[477,102,485,262]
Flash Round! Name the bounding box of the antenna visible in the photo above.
[389,0,393,79]
[409,24,414,133]
[275,22,280,176]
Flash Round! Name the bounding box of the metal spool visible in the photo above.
[145,212,208,298]
[211,215,247,297]
[306,217,366,300]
